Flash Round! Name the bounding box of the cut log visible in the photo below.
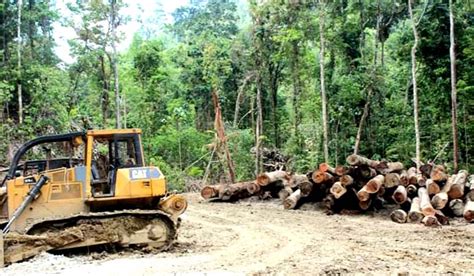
[323,194,335,215]
[300,181,314,197]
[422,215,440,227]
[390,209,407,223]
[419,163,432,178]
[220,181,252,201]
[434,210,449,225]
[418,187,435,216]
[330,182,346,199]
[407,167,418,185]
[384,173,400,188]
[431,175,454,209]
[246,182,261,194]
[201,185,223,199]
[357,185,370,202]
[289,174,310,188]
[346,154,379,167]
[449,199,464,217]
[430,165,447,183]
[399,170,409,186]
[466,175,474,201]
[463,198,474,222]
[406,184,418,198]
[284,189,302,210]
[425,179,440,195]
[319,163,336,174]
[358,199,372,210]
[256,171,290,186]
[312,170,334,184]
[365,175,385,193]
[431,192,449,210]
[416,175,426,186]
[359,166,377,179]
[278,186,293,201]
[335,165,349,176]
[377,185,386,197]
[378,162,404,174]
[407,197,424,223]
[447,170,468,199]
[392,185,407,204]
[340,175,354,187]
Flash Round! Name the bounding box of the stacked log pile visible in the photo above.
[200,154,474,226]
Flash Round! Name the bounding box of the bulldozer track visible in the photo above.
[3,210,177,265]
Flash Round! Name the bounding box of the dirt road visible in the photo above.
[2,193,474,275]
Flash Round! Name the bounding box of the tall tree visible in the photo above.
[17,0,22,124]
[319,0,329,163]
[449,0,458,173]
[110,0,121,128]
[408,0,420,170]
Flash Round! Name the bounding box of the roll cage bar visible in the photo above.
[1,132,86,186]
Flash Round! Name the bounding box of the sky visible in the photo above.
[53,0,188,64]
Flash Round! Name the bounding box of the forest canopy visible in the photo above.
[0,0,472,190]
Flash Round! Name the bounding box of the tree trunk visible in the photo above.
[319,0,329,163]
[284,189,302,210]
[430,165,447,183]
[110,0,121,128]
[300,181,314,197]
[256,170,290,186]
[449,0,459,173]
[201,185,224,200]
[340,175,354,186]
[449,199,464,217]
[407,197,424,222]
[212,90,236,183]
[447,170,468,199]
[392,185,407,204]
[418,187,435,216]
[255,75,263,176]
[330,182,346,199]
[353,88,372,155]
[408,0,421,172]
[17,0,23,124]
[463,197,474,222]
[99,54,110,126]
[233,73,254,128]
[390,209,407,223]
[365,175,384,193]
[425,179,440,195]
[312,170,334,184]
[291,40,302,149]
[219,182,253,201]
[346,154,379,167]
[385,173,401,188]
[357,185,370,202]
[319,163,336,174]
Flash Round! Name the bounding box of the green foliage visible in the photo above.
[0,0,472,190]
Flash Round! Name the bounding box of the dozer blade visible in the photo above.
[2,210,177,266]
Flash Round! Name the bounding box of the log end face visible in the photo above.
[390,209,407,223]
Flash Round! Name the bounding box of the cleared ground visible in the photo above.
[2,193,474,275]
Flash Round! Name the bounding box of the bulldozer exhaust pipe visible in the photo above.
[2,175,49,234]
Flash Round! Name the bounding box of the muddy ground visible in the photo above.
[2,193,474,275]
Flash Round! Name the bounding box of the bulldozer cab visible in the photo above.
[88,130,145,197]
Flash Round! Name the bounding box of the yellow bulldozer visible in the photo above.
[0,129,187,266]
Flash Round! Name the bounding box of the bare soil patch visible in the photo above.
[1,193,473,275]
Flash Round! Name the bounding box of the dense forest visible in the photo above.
[0,0,472,190]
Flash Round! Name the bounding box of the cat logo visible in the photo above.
[130,168,149,180]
